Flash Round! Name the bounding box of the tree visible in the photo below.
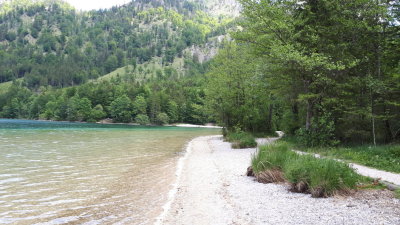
[110,95,133,123]
[206,42,273,132]
[66,96,92,121]
[236,0,396,144]
[167,100,178,123]
[89,104,106,122]
[156,112,169,125]
[135,114,150,125]
[133,95,147,115]
[105,55,118,73]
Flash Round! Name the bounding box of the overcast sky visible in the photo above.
[64,0,130,11]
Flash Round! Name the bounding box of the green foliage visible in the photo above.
[133,95,147,115]
[0,68,211,125]
[284,155,361,196]
[225,130,257,149]
[5,32,16,41]
[135,114,150,125]
[229,0,400,145]
[166,100,178,123]
[0,0,227,88]
[286,139,400,173]
[89,104,106,122]
[206,42,275,133]
[66,96,92,121]
[155,112,170,125]
[110,95,133,123]
[395,189,400,199]
[252,141,363,197]
[105,55,119,73]
[296,112,339,147]
[252,143,298,174]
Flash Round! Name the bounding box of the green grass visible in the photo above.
[284,137,400,173]
[225,131,257,149]
[95,57,186,83]
[0,81,12,94]
[252,142,298,173]
[284,155,362,196]
[96,65,137,82]
[252,141,366,197]
[0,79,23,94]
[395,189,400,199]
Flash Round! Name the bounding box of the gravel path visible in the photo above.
[159,135,400,225]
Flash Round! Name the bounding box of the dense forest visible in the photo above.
[0,0,399,146]
[207,0,400,145]
[0,0,236,124]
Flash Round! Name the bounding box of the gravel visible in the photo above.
[159,135,400,225]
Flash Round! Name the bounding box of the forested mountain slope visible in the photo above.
[0,0,238,124]
[0,0,236,87]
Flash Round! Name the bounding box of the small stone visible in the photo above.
[246,166,254,176]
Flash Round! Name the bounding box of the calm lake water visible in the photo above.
[0,119,219,224]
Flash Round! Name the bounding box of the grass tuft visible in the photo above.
[251,142,297,174]
[251,141,364,197]
[225,131,257,149]
[395,189,400,199]
[284,156,361,197]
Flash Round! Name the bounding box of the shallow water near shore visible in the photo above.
[0,119,219,224]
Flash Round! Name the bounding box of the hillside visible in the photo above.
[0,0,237,87]
[0,0,239,124]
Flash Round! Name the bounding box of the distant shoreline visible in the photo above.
[171,124,222,129]
[0,118,222,129]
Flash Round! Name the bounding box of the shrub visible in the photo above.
[296,112,339,147]
[135,114,150,125]
[110,95,133,123]
[226,131,257,149]
[155,112,170,125]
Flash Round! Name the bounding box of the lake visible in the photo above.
[0,119,219,224]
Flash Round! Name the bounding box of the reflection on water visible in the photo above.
[0,119,219,224]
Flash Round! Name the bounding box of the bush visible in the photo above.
[251,141,363,197]
[135,114,150,125]
[226,131,257,149]
[296,112,339,147]
[155,112,170,125]
[110,95,133,123]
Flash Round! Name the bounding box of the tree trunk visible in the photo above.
[306,99,313,130]
[268,103,273,131]
[370,88,377,146]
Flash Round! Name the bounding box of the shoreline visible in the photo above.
[0,118,222,129]
[157,135,400,225]
[154,136,217,225]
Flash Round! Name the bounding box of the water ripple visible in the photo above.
[0,121,218,224]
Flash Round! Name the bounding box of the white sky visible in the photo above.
[64,0,130,11]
